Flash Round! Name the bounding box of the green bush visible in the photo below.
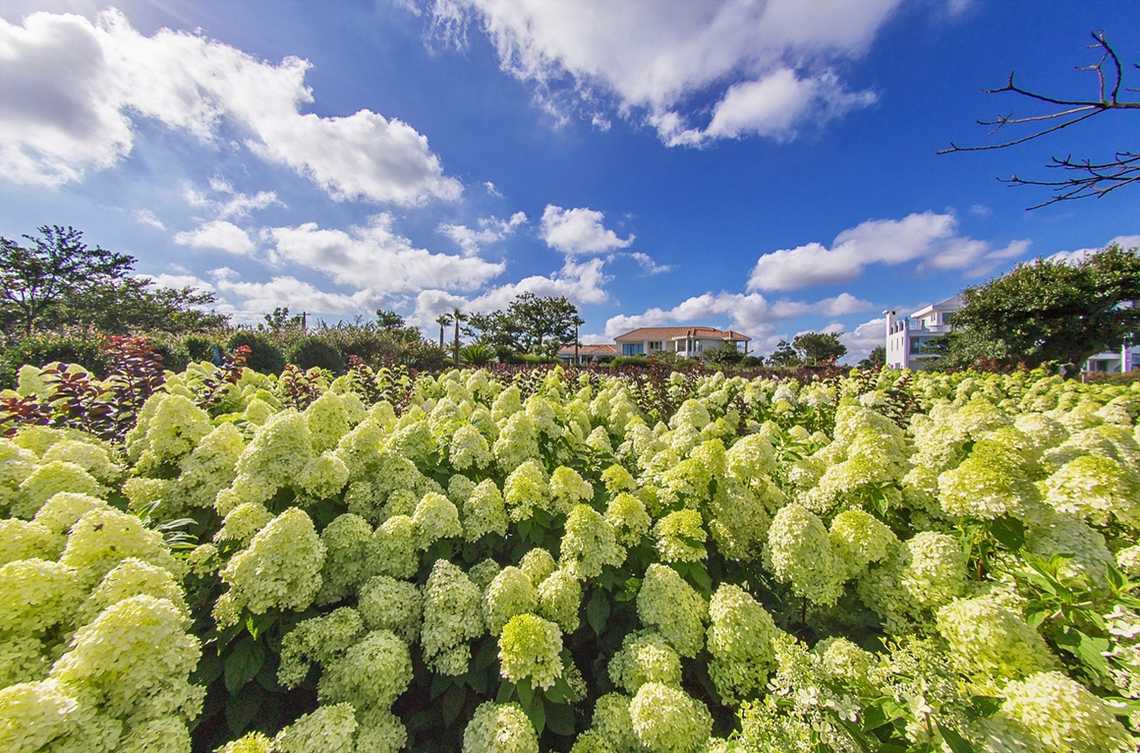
[0,331,108,386]
[610,355,649,368]
[518,353,557,365]
[287,336,346,373]
[227,330,286,374]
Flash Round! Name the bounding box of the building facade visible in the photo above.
[884,295,962,370]
[556,344,616,366]
[885,296,1138,372]
[613,326,751,358]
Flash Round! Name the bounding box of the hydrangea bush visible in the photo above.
[1,361,1138,753]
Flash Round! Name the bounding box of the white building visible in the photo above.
[885,296,1138,372]
[884,295,962,369]
[613,326,751,358]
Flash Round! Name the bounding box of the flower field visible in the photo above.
[2,358,1139,753]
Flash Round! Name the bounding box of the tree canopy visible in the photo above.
[1,225,226,335]
[792,331,847,365]
[465,293,581,357]
[946,244,1140,368]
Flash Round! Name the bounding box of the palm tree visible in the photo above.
[450,306,468,366]
[572,315,585,366]
[435,313,452,349]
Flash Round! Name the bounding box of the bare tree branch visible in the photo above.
[940,31,1140,208]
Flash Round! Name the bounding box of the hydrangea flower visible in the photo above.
[81,557,188,623]
[358,576,422,643]
[355,707,408,753]
[462,702,538,753]
[421,559,484,676]
[600,464,637,495]
[996,671,1132,753]
[764,504,843,607]
[628,682,712,753]
[1043,454,1140,528]
[937,439,1039,520]
[828,509,897,580]
[636,564,707,658]
[537,568,581,633]
[519,548,558,585]
[560,504,625,580]
[317,513,375,603]
[60,507,175,585]
[14,461,104,519]
[318,629,413,709]
[215,502,274,547]
[498,613,563,690]
[372,515,419,579]
[219,508,325,623]
[936,594,1057,691]
[590,693,638,753]
[450,425,493,472]
[503,460,550,523]
[653,509,707,563]
[0,558,83,637]
[608,630,683,694]
[706,584,778,703]
[413,493,462,549]
[278,608,365,688]
[462,479,508,542]
[858,531,966,631]
[273,703,357,753]
[550,467,594,513]
[483,566,539,635]
[0,518,62,565]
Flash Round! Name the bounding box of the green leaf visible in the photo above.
[615,577,641,603]
[524,698,545,736]
[442,685,467,727]
[989,516,1025,550]
[192,649,223,686]
[224,637,266,696]
[430,672,452,700]
[937,721,976,753]
[545,675,572,705]
[586,590,610,636]
[225,683,264,735]
[474,638,499,671]
[517,679,534,711]
[545,701,576,736]
[496,682,516,704]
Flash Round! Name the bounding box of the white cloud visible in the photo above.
[263,213,506,295]
[140,272,215,292]
[483,180,503,197]
[182,177,282,219]
[173,220,255,254]
[213,274,374,320]
[578,332,611,344]
[748,211,1030,291]
[423,0,904,144]
[439,211,526,255]
[837,316,886,363]
[628,251,672,275]
[603,289,869,337]
[658,68,876,146]
[132,208,166,230]
[968,203,991,217]
[411,257,610,331]
[1048,234,1140,265]
[0,10,461,204]
[541,205,633,255]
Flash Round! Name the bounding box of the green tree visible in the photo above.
[376,309,406,329]
[67,277,226,334]
[859,345,886,369]
[704,342,743,366]
[263,306,305,331]
[435,313,452,349]
[767,339,801,367]
[0,225,134,334]
[792,331,846,365]
[506,293,580,355]
[946,244,1140,368]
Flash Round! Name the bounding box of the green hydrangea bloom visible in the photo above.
[498,613,563,690]
[1044,454,1140,527]
[372,515,419,579]
[605,493,650,548]
[0,518,62,565]
[590,693,638,753]
[600,464,637,495]
[550,466,594,513]
[317,513,374,603]
[278,608,365,688]
[628,682,712,753]
[413,492,463,549]
[537,568,581,633]
[608,630,683,694]
[858,531,966,631]
[358,576,422,643]
[214,502,274,547]
[936,594,1057,691]
[560,504,625,580]
[503,460,549,522]
[273,703,357,753]
[462,479,508,542]
[706,584,778,703]
[450,425,493,472]
[60,507,176,586]
[483,566,539,635]
[219,508,325,623]
[828,509,897,580]
[764,504,843,607]
[422,559,484,676]
[318,629,412,709]
[0,558,83,637]
[519,548,558,586]
[636,564,707,658]
[355,707,408,753]
[15,461,104,519]
[996,671,1132,753]
[653,509,707,563]
[462,702,538,753]
[81,557,188,623]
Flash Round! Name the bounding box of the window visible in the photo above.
[648,340,663,351]
[622,343,645,356]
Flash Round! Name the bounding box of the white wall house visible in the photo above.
[885,296,1138,372]
[884,295,962,370]
[613,326,751,358]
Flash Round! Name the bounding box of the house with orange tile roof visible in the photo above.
[556,343,617,366]
[613,326,750,358]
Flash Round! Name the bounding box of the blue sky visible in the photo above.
[1,0,1137,360]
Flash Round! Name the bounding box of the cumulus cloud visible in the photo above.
[132,208,166,230]
[439,211,526,255]
[263,213,506,295]
[1048,234,1140,265]
[173,220,255,254]
[483,180,503,197]
[411,257,610,330]
[657,69,876,146]
[837,316,886,363]
[628,251,672,275]
[213,274,374,319]
[0,10,461,204]
[747,211,1030,291]
[602,290,870,337]
[541,205,633,255]
[421,0,906,144]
